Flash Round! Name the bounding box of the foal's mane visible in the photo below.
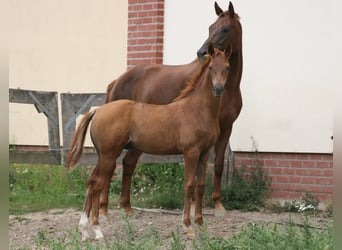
[173,56,211,102]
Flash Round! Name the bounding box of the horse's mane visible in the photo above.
[173,56,211,102]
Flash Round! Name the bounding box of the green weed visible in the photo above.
[9,164,89,214]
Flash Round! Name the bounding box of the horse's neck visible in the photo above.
[228,49,243,90]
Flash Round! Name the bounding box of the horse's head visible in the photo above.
[197,1,241,61]
[208,43,232,97]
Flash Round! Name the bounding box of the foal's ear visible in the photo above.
[214,2,223,16]
[228,1,235,16]
[208,43,215,56]
[225,45,233,58]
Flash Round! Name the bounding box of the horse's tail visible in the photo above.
[67,110,96,171]
[105,79,116,103]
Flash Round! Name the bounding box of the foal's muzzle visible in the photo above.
[212,85,224,97]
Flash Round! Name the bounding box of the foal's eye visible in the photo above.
[226,66,230,71]
[209,65,213,71]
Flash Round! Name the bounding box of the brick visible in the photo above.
[296,154,309,160]
[303,161,315,168]
[290,161,302,167]
[274,176,289,183]
[310,154,322,160]
[289,176,301,183]
[308,169,322,176]
[265,160,277,167]
[323,169,333,176]
[270,168,282,175]
[301,177,315,184]
[278,160,290,167]
[315,178,333,185]
[316,161,329,168]
[283,168,295,175]
[295,169,307,176]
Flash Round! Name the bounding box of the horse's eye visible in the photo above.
[226,66,230,71]
[209,65,213,71]
[221,26,229,33]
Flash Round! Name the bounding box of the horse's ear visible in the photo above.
[214,2,223,16]
[225,45,232,58]
[208,43,215,56]
[228,1,235,16]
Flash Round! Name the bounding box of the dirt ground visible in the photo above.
[9,207,332,249]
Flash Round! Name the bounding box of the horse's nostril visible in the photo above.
[197,49,207,61]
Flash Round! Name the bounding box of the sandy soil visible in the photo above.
[9,207,331,249]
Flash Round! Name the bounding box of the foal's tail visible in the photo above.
[67,110,96,171]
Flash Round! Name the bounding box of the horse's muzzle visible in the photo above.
[212,85,224,97]
[197,48,207,61]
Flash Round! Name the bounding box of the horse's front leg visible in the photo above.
[183,150,199,237]
[120,149,142,215]
[194,152,209,226]
[213,131,231,216]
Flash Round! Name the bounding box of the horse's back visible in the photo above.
[107,60,199,104]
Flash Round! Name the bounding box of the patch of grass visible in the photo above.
[110,163,185,209]
[228,219,332,250]
[9,164,89,214]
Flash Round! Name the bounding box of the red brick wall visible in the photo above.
[234,152,333,201]
[127,0,164,69]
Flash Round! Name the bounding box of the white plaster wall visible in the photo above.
[164,0,339,153]
[9,0,128,146]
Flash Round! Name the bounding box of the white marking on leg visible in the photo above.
[81,230,90,241]
[93,225,104,240]
[78,212,90,241]
[79,212,89,228]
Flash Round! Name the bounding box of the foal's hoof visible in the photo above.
[214,203,227,217]
[80,230,90,242]
[186,227,196,238]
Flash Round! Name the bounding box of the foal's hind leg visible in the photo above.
[79,155,116,240]
[120,148,142,214]
[79,187,92,241]
[99,164,115,219]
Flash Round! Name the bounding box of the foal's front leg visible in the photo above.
[183,151,200,237]
[194,152,209,226]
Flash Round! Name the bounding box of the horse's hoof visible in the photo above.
[93,225,105,240]
[214,203,227,217]
[124,208,134,216]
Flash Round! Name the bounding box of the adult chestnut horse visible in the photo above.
[104,1,242,216]
[68,45,232,239]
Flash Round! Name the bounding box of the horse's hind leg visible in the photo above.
[213,132,231,217]
[79,187,92,241]
[99,166,115,219]
[120,148,142,215]
[80,154,116,240]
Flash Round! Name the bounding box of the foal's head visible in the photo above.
[207,43,232,97]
